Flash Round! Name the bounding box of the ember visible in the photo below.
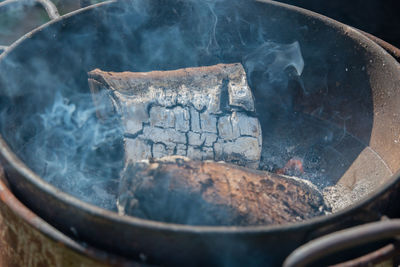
[276,158,304,176]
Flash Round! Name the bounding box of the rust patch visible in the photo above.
[0,166,141,266]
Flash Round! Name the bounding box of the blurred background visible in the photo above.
[1,0,400,49]
[278,0,400,48]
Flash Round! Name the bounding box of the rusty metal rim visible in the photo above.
[355,28,400,62]
[0,0,399,235]
[0,169,136,266]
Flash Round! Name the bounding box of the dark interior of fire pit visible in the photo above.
[0,0,398,227]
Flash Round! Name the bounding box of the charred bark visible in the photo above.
[117,157,329,226]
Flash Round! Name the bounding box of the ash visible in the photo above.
[323,181,376,212]
[322,147,392,212]
[257,113,392,213]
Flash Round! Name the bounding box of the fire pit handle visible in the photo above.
[283,219,400,267]
[0,0,108,56]
[0,0,60,55]
[0,0,60,19]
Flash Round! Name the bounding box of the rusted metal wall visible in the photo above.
[0,201,110,266]
[0,167,140,267]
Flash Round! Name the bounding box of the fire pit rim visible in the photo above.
[0,0,399,234]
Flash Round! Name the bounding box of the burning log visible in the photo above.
[117,156,328,226]
[88,63,329,226]
[88,63,262,169]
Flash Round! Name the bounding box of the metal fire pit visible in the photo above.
[1,0,400,266]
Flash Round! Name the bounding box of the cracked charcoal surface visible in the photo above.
[88,63,262,168]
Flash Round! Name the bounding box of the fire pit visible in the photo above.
[0,0,400,265]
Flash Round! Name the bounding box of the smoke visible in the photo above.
[3,90,124,210]
[245,41,304,83]
[0,0,346,213]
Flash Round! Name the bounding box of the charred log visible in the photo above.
[117,156,329,226]
[88,63,262,169]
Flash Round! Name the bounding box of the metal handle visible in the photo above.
[0,0,60,54]
[0,0,60,19]
[283,219,400,267]
[35,0,60,20]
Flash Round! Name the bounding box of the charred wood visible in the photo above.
[117,156,329,226]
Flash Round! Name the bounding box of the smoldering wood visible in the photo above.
[88,64,329,226]
[117,156,329,226]
[88,63,262,169]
